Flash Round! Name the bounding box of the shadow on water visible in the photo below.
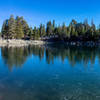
[1,44,100,70]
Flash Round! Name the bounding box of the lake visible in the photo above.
[0,45,100,100]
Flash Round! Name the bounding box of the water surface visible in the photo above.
[0,45,100,100]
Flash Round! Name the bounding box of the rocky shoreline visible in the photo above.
[0,39,47,47]
[0,39,100,47]
[63,41,100,47]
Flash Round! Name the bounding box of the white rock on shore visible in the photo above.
[0,39,46,47]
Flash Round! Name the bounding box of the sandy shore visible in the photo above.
[0,39,47,47]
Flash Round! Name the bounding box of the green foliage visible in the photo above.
[15,16,24,39]
[1,20,9,39]
[39,24,46,37]
[32,27,40,40]
[8,15,16,38]
[46,21,54,36]
[1,15,100,42]
[29,27,33,39]
[1,15,29,39]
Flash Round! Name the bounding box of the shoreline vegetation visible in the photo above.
[1,15,100,47]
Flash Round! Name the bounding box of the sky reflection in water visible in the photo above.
[0,45,100,100]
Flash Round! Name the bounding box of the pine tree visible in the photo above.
[42,25,46,36]
[29,27,33,39]
[15,16,24,39]
[20,17,29,36]
[1,19,9,39]
[1,15,100,42]
[91,19,96,36]
[46,21,52,36]
[39,24,43,37]
[52,20,55,34]
[8,15,16,39]
[61,23,67,38]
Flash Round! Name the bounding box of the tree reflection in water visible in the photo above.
[1,45,100,71]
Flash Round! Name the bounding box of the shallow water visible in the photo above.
[0,45,100,100]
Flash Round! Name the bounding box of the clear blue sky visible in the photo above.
[0,0,100,29]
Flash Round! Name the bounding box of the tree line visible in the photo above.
[1,15,100,42]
